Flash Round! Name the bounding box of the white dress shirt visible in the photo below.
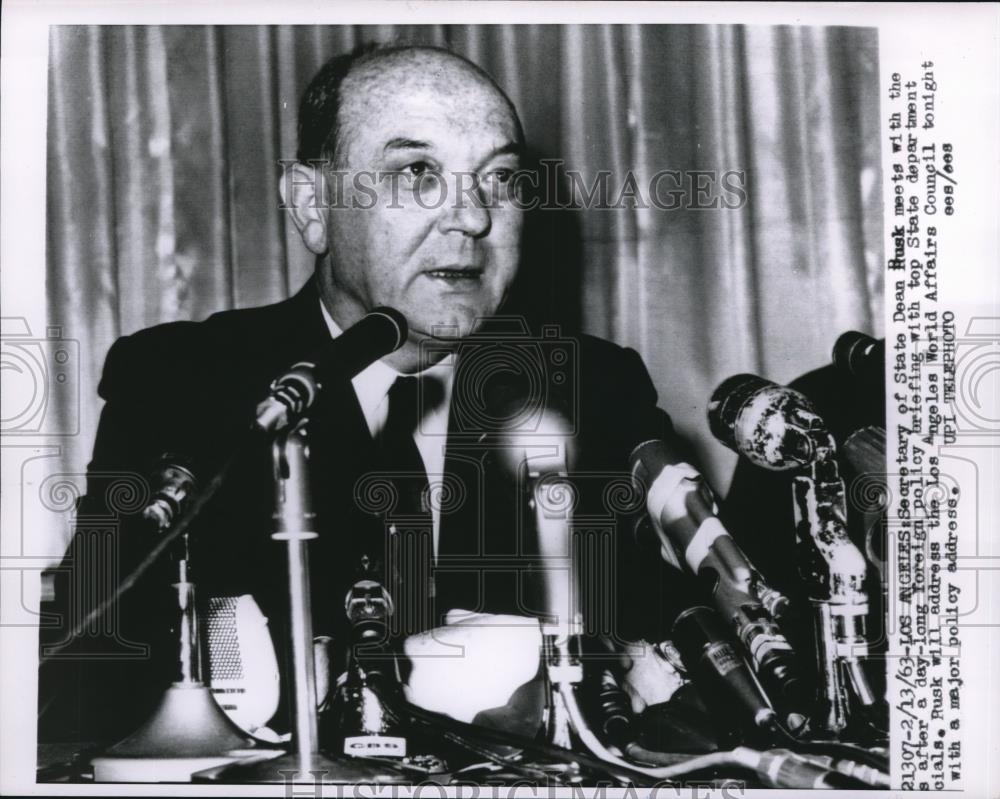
[319,301,454,556]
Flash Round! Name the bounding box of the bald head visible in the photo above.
[297,44,523,168]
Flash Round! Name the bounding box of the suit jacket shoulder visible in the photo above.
[573,332,675,467]
[98,284,325,403]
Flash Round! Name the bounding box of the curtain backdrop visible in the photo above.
[46,24,883,554]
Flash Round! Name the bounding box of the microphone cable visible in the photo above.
[587,667,876,788]
[395,694,662,786]
[766,715,889,777]
[369,684,598,784]
[394,685,868,788]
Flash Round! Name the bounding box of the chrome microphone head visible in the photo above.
[708,375,829,470]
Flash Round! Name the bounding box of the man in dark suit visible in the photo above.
[38,44,677,745]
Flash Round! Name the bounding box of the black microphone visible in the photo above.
[843,425,886,478]
[255,307,407,433]
[629,439,804,715]
[671,606,776,732]
[834,331,887,430]
[708,375,831,470]
[320,580,407,758]
[833,331,884,385]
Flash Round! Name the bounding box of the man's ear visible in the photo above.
[279,162,329,255]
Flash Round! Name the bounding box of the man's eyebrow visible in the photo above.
[488,142,523,159]
[381,139,523,159]
[383,138,433,152]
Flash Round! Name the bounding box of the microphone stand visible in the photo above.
[217,421,346,782]
[706,375,880,738]
[47,319,410,782]
[39,446,253,664]
[211,422,404,784]
[274,422,324,765]
[91,521,258,782]
[524,440,632,769]
[527,459,703,781]
[792,439,877,735]
[531,469,583,749]
[523,433,660,773]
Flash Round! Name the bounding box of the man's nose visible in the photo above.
[436,174,491,238]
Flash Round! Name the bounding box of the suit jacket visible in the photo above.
[38,278,679,743]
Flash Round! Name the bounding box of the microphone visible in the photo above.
[708,375,832,470]
[320,579,407,758]
[497,408,581,747]
[670,606,776,731]
[629,439,804,715]
[503,409,580,640]
[833,331,887,429]
[833,331,884,385]
[255,307,407,433]
[710,376,876,731]
[345,579,395,647]
[629,439,789,617]
[142,454,198,532]
[843,425,886,478]
[203,595,281,737]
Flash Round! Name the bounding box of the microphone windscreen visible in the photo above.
[204,595,280,736]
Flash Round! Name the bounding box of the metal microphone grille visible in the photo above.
[205,596,243,680]
[203,594,280,734]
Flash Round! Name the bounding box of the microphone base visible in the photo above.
[92,754,264,784]
[91,682,262,782]
[195,750,413,783]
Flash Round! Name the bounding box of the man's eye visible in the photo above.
[484,168,514,184]
[404,161,433,178]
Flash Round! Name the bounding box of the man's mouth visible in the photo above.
[423,267,484,282]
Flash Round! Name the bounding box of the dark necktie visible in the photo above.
[376,376,434,635]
